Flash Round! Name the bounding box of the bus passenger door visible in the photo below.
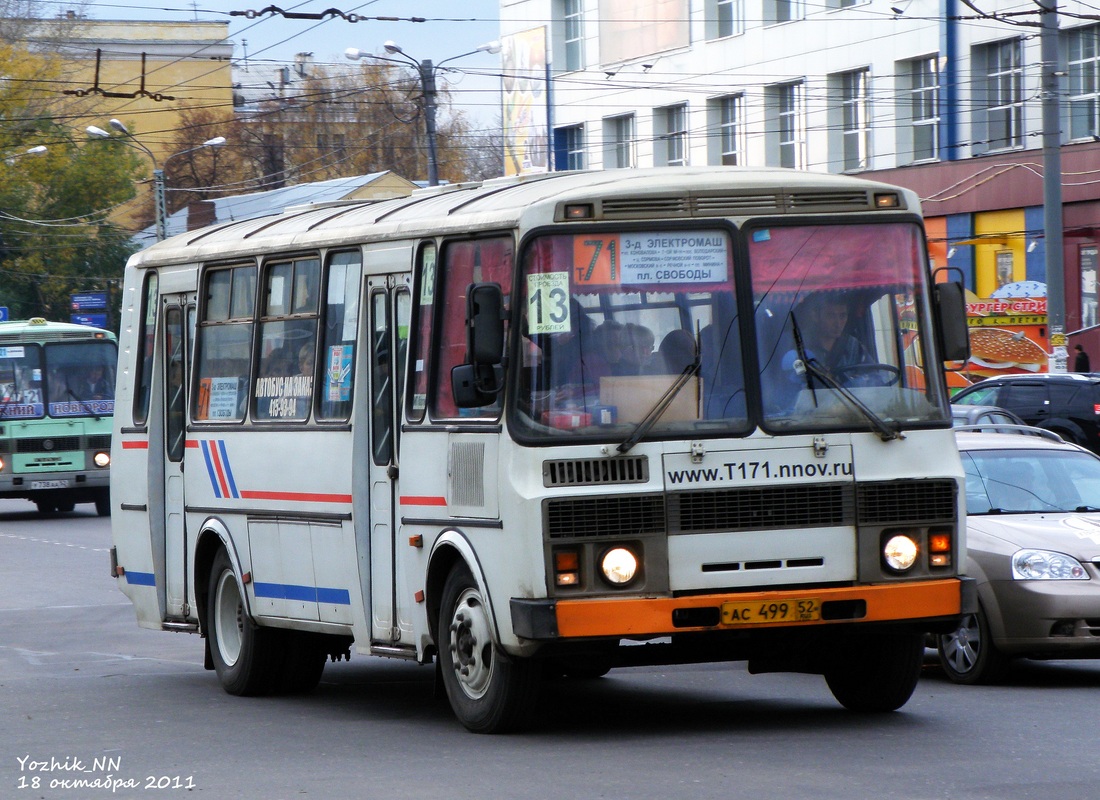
[162,296,194,619]
[365,276,411,646]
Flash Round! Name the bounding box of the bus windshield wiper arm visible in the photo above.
[617,359,700,454]
[64,388,102,420]
[794,357,901,442]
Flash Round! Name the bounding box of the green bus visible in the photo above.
[0,318,116,515]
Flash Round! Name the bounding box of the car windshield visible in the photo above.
[962,447,1100,513]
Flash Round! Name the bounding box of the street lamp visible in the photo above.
[3,145,47,166]
[345,39,501,186]
[87,120,226,240]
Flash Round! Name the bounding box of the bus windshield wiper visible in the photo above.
[64,388,102,420]
[617,358,700,455]
[787,315,901,442]
[793,357,901,442]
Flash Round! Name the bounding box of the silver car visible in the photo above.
[938,430,1100,683]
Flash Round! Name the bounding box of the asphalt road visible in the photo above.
[2,498,1099,800]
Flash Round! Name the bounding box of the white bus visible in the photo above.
[110,167,973,732]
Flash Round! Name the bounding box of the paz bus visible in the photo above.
[0,317,115,515]
[110,167,973,732]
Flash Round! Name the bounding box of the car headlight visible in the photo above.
[1012,549,1089,580]
[600,547,639,586]
[883,534,919,572]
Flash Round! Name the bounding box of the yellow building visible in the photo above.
[36,16,235,230]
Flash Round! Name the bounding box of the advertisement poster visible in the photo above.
[502,27,549,176]
[956,280,1049,389]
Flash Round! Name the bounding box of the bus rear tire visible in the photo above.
[438,564,541,733]
[206,549,279,696]
[824,632,924,712]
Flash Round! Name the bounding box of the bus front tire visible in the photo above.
[206,549,279,696]
[824,632,924,712]
[437,564,540,733]
[94,489,110,517]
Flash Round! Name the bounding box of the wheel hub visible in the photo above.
[448,588,494,699]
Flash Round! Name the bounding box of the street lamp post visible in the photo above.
[87,121,226,240]
[345,40,501,186]
[3,145,47,166]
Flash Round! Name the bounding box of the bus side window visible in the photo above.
[254,257,319,422]
[430,237,513,420]
[194,265,255,422]
[134,271,159,425]
[318,251,361,422]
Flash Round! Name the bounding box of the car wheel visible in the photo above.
[824,632,924,712]
[206,549,280,696]
[936,603,1010,685]
[437,564,541,733]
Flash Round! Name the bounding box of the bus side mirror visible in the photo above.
[453,283,506,408]
[467,283,505,365]
[934,280,970,363]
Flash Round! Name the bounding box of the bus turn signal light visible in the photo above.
[554,550,580,586]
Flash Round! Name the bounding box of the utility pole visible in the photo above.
[1040,1,1066,371]
[417,59,440,187]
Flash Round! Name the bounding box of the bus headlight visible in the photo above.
[883,534,919,572]
[94,451,111,468]
[0,456,4,471]
[600,547,639,586]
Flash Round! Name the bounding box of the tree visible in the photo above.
[0,10,143,326]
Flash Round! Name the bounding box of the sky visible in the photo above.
[54,1,505,123]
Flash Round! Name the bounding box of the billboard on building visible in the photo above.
[957,282,1049,389]
[599,0,690,64]
[502,27,549,176]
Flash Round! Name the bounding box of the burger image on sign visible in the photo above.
[968,327,1047,372]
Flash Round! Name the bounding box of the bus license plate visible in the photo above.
[720,598,821,625]
[31,480,70,490]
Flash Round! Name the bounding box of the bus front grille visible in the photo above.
[668,484,854,533]
[86,435,112,450]
[546,494,665,539]
[856,479,957,524]
[17,436,82,453]
[544,479,953,541]
[543,456,649,487]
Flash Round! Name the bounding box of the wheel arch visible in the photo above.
[425,529,501,660]
[193,517,252,634]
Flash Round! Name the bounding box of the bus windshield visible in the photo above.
[513,222,948,442]
[1,340,116,420]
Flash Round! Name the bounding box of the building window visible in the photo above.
[605,114,636,169]
[840,69,870,171]
[554,125,585,170]
[657,104,689,167]
[979,39,1023,151]
[708,94,744,165]
[765,0,804,25]
[562,0,584,72]
[770,81,804,169]
[910,57,939,161]
[1068,25,1100,140]
[707,0,744,39]
[1083,246,1099,329]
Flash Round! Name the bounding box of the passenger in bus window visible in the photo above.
[298,344,314,377]
[620,323,655,375]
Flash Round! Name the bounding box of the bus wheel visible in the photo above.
[438,564,540,733]
[824,632,923,712]
[936,604,1010,685]
[206,549,278,696]
[94,489,110,517]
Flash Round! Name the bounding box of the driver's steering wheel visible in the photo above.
[834,363,901,386]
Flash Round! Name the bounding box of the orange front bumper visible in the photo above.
[542,579,967,639]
